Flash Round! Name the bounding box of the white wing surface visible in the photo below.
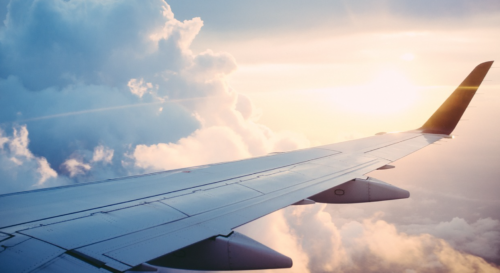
[0,61,493,273]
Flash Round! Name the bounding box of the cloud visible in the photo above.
[265,204,500,273]
[234,93,256,120]
[92,145,114,164]
[0,0,201,90]
[132,126,251,171]
[61,158,91,177]
[128,78,155,98]
[318,190,500,265]
[0,76,200,178]
[287,205,348,272]
[235,209,310,273]
[346,218,499,273]
[0,0,309,193]
[402,217,500,263]
[131,124,310,172]
[0,126,67,193]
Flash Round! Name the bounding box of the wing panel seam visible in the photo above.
[1,151,341,230]
[363,134,423,154]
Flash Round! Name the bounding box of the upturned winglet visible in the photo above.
[420,61,494,135]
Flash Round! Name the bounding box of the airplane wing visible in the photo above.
[0,61,493,273]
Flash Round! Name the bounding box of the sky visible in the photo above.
[1,0,500,272]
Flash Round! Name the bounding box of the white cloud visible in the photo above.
[231,204,500,273]
[131,122,310,171]
[402,217,500,262]
[8,126,32,158]
[92,145,114,164]
[128,78,153,98]
[132,126,251,171]
[61,158,92,177]
[37,157,58,185]
[151,4,204,51]
[234,93,255,120]
[273,205,500,273]
[0,126,62,193]
[350,218,499,273]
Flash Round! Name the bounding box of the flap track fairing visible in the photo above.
[309,177,409,204]
[146,231,292,271]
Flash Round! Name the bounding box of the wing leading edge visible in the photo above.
[0,61,493,273]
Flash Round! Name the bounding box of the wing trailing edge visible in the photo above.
[420,61,494,135]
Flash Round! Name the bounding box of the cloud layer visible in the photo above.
[236,205,500,273]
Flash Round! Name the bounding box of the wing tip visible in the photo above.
[476,60,494,69]
[420,60,494,135]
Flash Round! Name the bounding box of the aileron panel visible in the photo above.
[163,184,262,216]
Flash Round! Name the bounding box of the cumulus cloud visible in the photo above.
[0,126,66,193]
[235,209,310,273]
[0,0,309,193]
[401,217,500,262]
[344,218,499,273]
[61,158,91,177]
[234,93,256,120]
[153,204,500,273]
[92,145,114,164]
[0,0,201,90]
[128,78,155,98]
[132,126,251,171]
[254,205,500,273]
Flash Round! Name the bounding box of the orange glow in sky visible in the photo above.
[218,27,499,145]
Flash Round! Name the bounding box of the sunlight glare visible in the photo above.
[400,53,415,61]
[330,69,419,115]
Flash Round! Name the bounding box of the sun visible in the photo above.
[330,69,419,115]
[400,53,415,61]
